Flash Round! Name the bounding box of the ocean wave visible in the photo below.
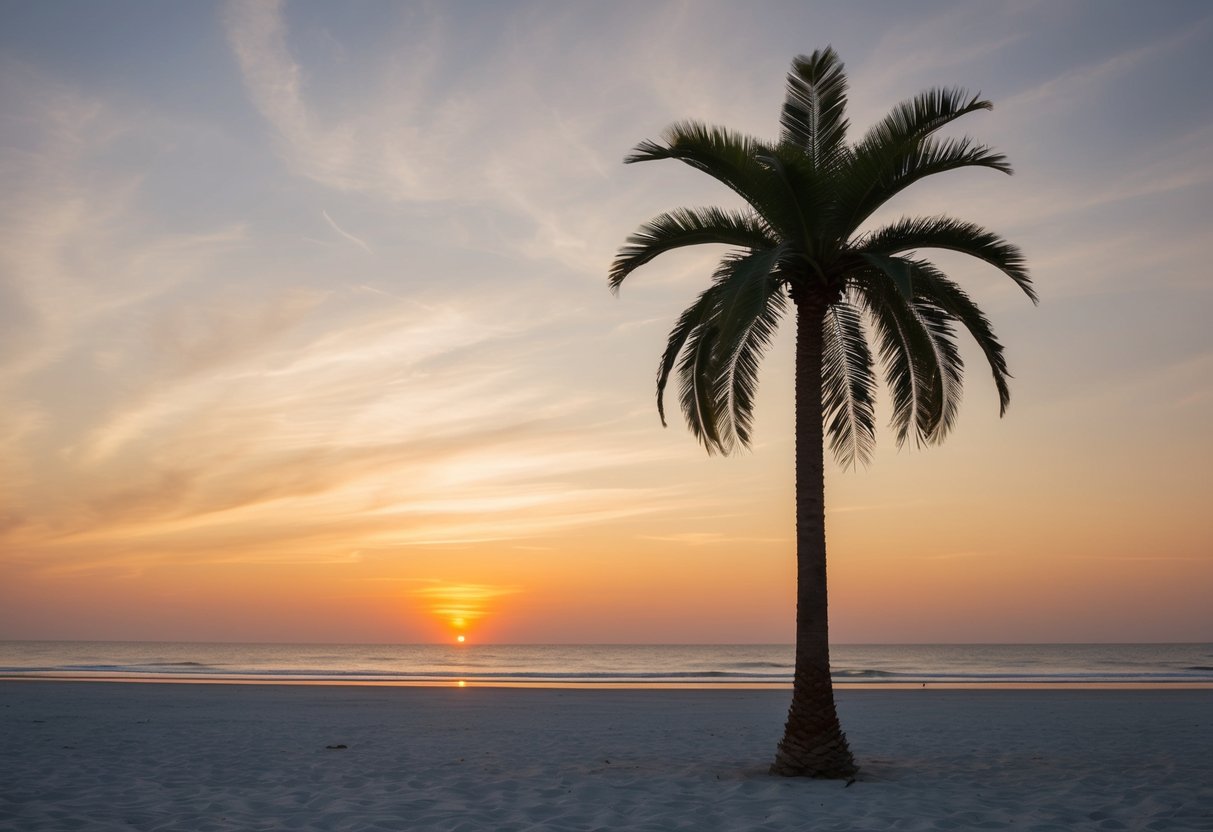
[6,662,1213,683]
[833,669,898,678]
[3,643,1211,687]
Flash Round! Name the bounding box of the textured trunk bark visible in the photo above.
[770,294,858,779]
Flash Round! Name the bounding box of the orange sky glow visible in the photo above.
[1,2,1211,645]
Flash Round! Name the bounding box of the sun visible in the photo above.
[456,634,466,644]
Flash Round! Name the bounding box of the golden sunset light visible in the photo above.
[0,1,1209,648]
[408,583,520,640]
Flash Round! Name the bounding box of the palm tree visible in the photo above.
[610,47,1035,778]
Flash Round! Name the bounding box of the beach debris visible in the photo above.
[325,744,348,750]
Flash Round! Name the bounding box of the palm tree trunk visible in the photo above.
[770,294,858,779]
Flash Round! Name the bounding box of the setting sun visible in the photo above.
[456,635,466,644]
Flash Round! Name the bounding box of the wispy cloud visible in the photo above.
[640,531,786,546]
[923,550,991,561]
[321,209,373,253]
[219,0,688,277]
[1001,17,1213,114]
[827,500,929,515]
[222,0,487,204]
[0,52,707,581]
[856,15,1023,113]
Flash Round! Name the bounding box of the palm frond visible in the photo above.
[754,150,820,259]
[858,252,915,300]
[710,246,787,358]
[709,249,789,448]
[856,216,1036,303]
[852,273,945,447]
[841,134,1011,234]
[780,47,849,168]
[677,315,727,453]
[910,298,964,443]
[626,121,797,237]
[910,261,1014,415]
[658,248,789,453]
[717,289,786,449]
[857,87,992,153]
[821,299,876,467]
[657,285,720,428]
[610,207,776,293]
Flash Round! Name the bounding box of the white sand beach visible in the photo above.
[2,683,1211,831]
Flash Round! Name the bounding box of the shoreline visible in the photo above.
[3,674,1213,690]
[4,682,1211,830]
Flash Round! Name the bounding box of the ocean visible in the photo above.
[1,642,1211,687]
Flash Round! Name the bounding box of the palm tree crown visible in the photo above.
[611,46,1035,465]
[611,47,1034,778]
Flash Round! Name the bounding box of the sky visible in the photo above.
[1,0,1211,645]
